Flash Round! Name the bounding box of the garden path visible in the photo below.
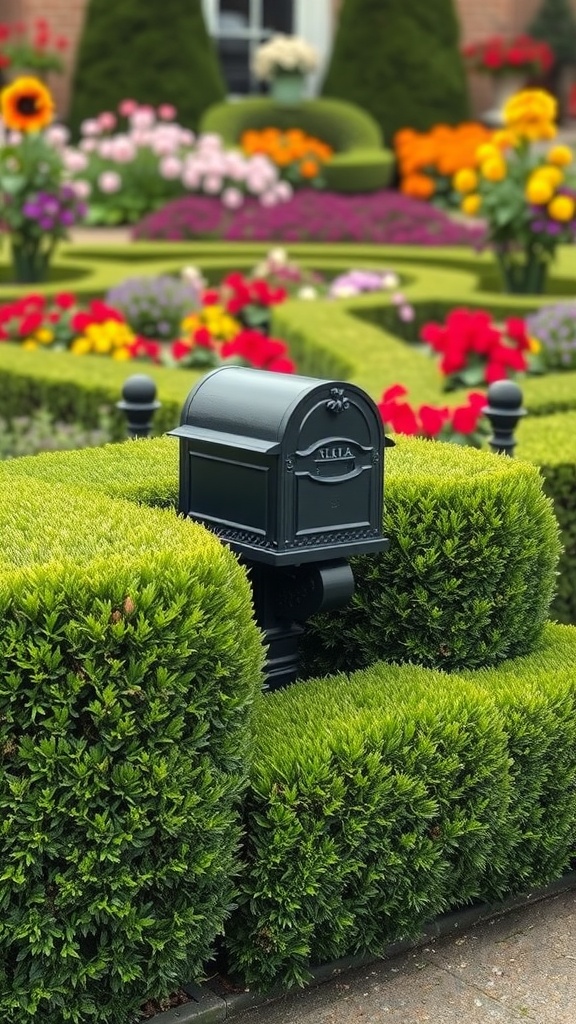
[233,887,576,1024]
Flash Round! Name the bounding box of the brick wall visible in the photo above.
[4,0,575,121]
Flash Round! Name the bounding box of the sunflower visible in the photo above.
[1,76,54,133]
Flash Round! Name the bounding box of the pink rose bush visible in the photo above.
[47,100,289,225]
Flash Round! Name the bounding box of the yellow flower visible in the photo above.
[181,313,199,333]
[480,157,506,182]
[538,165,564,188]
[548,195,576,222]
[453,168,478,193]
[475,143,500,164]
[525,174,555,205]
[461,193,481,216]
[93,335,113,354]
[35,328,54,344]
[546,144,573,167]
[503,89,557,142]
[1,76,54,132]
[528,337,542,354]
[70,337,92,355]
[21,339,38,351]
[112,348,132,360]
[492,129,517,150]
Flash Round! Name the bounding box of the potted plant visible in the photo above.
[454,88,576,294]
[462,34,554,125]
[0,19,68,83]
[252,34,319,105]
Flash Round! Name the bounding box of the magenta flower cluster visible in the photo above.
[21,185,87,235]
[133,189,488,246]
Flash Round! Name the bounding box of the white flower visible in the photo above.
[221,186,244,209]
[381,272,400,289]
[181,265,207,290]
[298,286,318,300]
[331,284,358,299]
[267,247,289,267]
[252,34,319,81]
[45,124,70,148]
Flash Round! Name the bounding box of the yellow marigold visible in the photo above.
[453,168,478,193]
[547,144,573,167]
[461,193,482,216]
[503,89,557,141]
[112,348,132,361]
[93,334,113,355]
[525,174,555,205]
[400,172,435,200]
[538,165,564,187]
[182,313,199,332]
[480,157,506,182]
[476,143,500,164]
[21,339,38,351]
[492,129,517,150]
[528,337,542,354]
[548,195,576,222]
[70,337,91,355]
[35,328,54,344]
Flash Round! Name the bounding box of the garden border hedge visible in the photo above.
[1,239,576,620]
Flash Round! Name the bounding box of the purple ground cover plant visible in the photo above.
[133,190,487,246]
[526,303,576,370]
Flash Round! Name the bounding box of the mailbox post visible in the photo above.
[171,366,392,690]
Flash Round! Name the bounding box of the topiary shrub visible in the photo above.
[68,0,225,137]
[0,477,264,1023]
[300,435,561,675]
[321,0,470,143]
[223,623,576,990]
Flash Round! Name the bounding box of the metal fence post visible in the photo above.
[116,375,161,439]
[482,380,527,457]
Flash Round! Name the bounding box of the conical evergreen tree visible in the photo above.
[68,0,226,135]
[322,0,470,143]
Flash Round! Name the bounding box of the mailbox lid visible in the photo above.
[169,424,280,455]
[179,366,339,442]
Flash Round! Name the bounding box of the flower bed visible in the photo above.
[134,190,488,245]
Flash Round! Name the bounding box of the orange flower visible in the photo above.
[1,76,54,132]
[401,173,435,199]
[300,158,320,179]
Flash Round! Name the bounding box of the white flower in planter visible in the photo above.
[252,34,319,81]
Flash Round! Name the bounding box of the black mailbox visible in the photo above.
[170,365,389,566]
[171,366,392,691]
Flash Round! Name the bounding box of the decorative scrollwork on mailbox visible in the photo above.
[326,387,350,414]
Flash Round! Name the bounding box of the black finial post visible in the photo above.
[482,380,526,457]
[116,375,161,439]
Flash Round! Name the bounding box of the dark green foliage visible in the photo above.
[0,479,264,1023]
[224,623,576,989]
[321,0,470,142]
[300,437,561,676]
[530,0,576,68]
[540,462,576,623]
[200,97,394,193]
[68,0,225,137]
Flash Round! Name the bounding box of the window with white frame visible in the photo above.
[204,0,295,95]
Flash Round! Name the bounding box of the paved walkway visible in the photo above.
[234,888,576,1024]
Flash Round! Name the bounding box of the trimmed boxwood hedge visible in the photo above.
[0,476,264,1023]
[0,434,560,675]
[223,622,576,990]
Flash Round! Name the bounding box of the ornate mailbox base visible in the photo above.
[247,560,355,691]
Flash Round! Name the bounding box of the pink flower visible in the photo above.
[80,118,100,137]
[71,179,91,199]
[118,99,138,117]
[110,136,136,163]
[203,175,223,195]
[63,149,88,173]
[158,103,177,120]
[182,164,201,190]
[45,124,69,147]
[221,186,244,209]
[98,170,122,194]
[97,111,117,132]
[159,156,183,180]
[130,107,156,130]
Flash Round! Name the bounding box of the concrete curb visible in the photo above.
[149,870,576,1022]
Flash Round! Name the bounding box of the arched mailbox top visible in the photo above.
[174,365,385,450]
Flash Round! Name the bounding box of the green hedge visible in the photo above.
[0,434,560,677]
[200,98,395,193]
[223,622,576,990]
[301,434,560,674]
[0,476,264,1023]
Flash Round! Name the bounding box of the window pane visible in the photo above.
[263,0,293,33]
[218,0,249,32]
[217,37,252,92]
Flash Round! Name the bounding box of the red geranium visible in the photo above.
[462,35,554,76]
[378,384,488,446]
[420,307,538,389]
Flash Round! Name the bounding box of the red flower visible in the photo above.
[54,291,76,310]
[388,402,420,435]
[419,404,449,436]
[381,383,408,402]
[452,402,483,434]
[171,339,193,360]
[193,326,214,348]
[201,289,220,306]
[505,317,530,351]
[19,312,43,336]
[485,361,508,383]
